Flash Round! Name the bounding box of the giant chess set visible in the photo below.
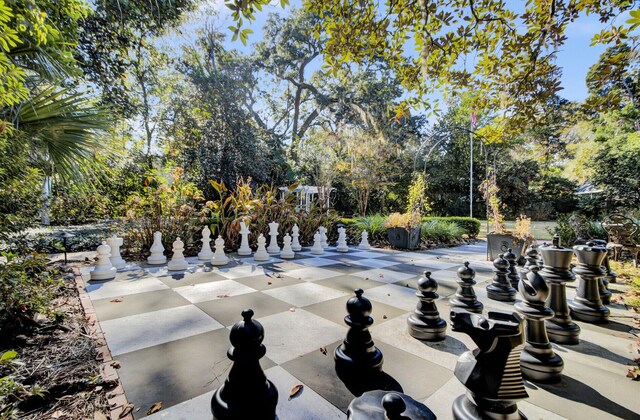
[83,227,639,419]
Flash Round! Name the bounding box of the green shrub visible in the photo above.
[421,220,465,243]
[422,216,481,238]
[352,214,388,242]
[50,186,112,225]
[548,213,607,247]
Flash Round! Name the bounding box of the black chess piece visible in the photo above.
[450,261,483,314]
[407,271,447,341]
[524,246,540,269]
[504,248,520,288]
[347,391,436,420]
[540,235,580,345]
[335,288,384,375]
[569,242,610,323]
[450,309,528,420]
[591,239,613,304]
[211,309,278,420]
[487,254,516,303]
[515,266,564,383]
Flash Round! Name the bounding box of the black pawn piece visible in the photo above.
[524,246,540,269]
[408,271,447,341]
[450,261,483,314]
[569,242,610,323]
[591,239,613,303]
[504,248,520,288]
[450,309,528,420]
[515,266,563,383]
[347,391,436,420]
[335,288,384,375]
[211,309,278,420]
[486,254,516,303]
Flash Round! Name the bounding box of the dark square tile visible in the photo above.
[304,296,406,326]
[196,292,293,326]
[321,263,369,275]
[93,289,191,321]
[157,270,228,288]
[383,263,430,276]
[322,254,367,263]
[315,275,387,293]
[232,273,303,291]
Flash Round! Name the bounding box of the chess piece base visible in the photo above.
[147,256,167,265]
[237,248,252,256]
[110,257,126,270]
[211,380,278,420]
[453,394,526,420]
[450,298,484,314]
[407,315,447,341]
[545,320,580,345]
[280,252,294,259]
[334,344,383,374]
[212,257,229,266]
[520,350,563,383]
[198,252,214,261]
[486,284,516,302]
[167,261,188,271]
[291,245,302,252]
[336,245,349,253]
[358,245,371,250]
[568,299,610,323]
[311,249,324,255]
[90,267,117,281]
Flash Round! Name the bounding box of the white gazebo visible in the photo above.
[278,185,335,212]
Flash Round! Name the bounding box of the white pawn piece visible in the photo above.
[211,235,229,266]
[280,233,295,259]
[198,226,214,261]
[358,230,371,250]
[91,241,117,281]
[254,234,269,261]
[291,224,302,251]
[311,231,325,255]
[168,237,188,271]
[147,231,167,265]
[336,227,349,253]
[238,220,252,256]
[267,221,281,254]
[319,226,329,249]
[106,234,126,269]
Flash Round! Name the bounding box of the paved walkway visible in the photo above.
[79,242,640,419]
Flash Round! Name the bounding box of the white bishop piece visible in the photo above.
[336,227,349,253]
[311,231,324,255]
[254,234,269,261]
[358,230,371,250]
[91,241,117,281]
[211,236,229,266]
[198,226,214,261]
[280,233,295,259]
[237,220,252,256]
[291,224,302,251]
[106,234,126,269]
[168,237,188,271]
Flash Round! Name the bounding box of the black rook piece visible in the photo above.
[487,254,517,303]
[347,391,436,420]
[450,309,528,420]
[569,242,610,323]
[335,289,384,375]
[515,266,563,383]
[540,236,580,345]
[504,248,520,288]
[450,262,483,314]
[407,271,447,341]
[211,309,278,420]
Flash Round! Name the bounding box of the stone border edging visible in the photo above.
[74,268,134,420]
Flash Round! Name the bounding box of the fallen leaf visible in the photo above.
[110,298,123,303]
[289,307,296,312]
[120,403,134,418]
[387,293,391,296]
[51,411,64,419]
[217,294,230,298]
[289,384,304,400]
[94,411,108,420]
[134,407,141,413]
[111,360,121,369]
[320,347,327,355]
[267,282,272,285]
[383,315,388,319]
[379,274,384,278]
[147,401,163,415]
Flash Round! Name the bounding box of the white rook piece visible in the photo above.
[359,231,371,250]
[267,221,281,254]
[198,226,214,261]
[212,236,229,266]
[148,231,167,265]
[336,227,349,253]
[91,241,117,281]
[106,234,126,269]
[238,220,252,256]
[168,237,188,271]
[291,224,302,251]
[319,226,329,249]
[254,234,269,261]
[311,231,324,255]
[280,233,295,259]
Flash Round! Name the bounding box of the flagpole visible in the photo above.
[469,116,474,218]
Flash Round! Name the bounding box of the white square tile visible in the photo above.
[146,390,214,420]
[214,264,266,279]
[351,268,415,283]
[285,267,342,281]
[174,279,257,303]
[363,283,419,311]
[257,309,346,364]
[291,257,338,267]
[349,259,400,269]
[86,276,169,300]
[409,260,459,270]
[262,282,348,307]
[100,305,223,356]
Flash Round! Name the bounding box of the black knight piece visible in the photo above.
[347,391,436,420]
[569,242,610,323]
[450,309,528,420]
[450,262,483,314]
[335,289,384,375]
[487,253,517,303]
[504,248,520,288]
[211,309,278,420]
[407,271,447,341]
[515,266,564,383]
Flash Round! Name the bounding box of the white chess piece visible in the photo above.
[238,220,252,256]
[311,231,324,255]
[280,233,295,259]
[147,231,167,264]
[319,226,329,249]
[106,234,126,269]
[211,235,229,266]
[91,241,117,281]
[267,221,281,254]
[198,226,214,261]
[336,227,349,253]
[254,234,269,261]
[168,237,188,271]
[291,224,302,251]
[358,230,371,250]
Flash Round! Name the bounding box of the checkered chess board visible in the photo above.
[80,243,640,419]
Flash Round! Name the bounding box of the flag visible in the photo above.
[470,112,477,128]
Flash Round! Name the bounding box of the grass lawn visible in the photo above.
[477,220,556,241]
